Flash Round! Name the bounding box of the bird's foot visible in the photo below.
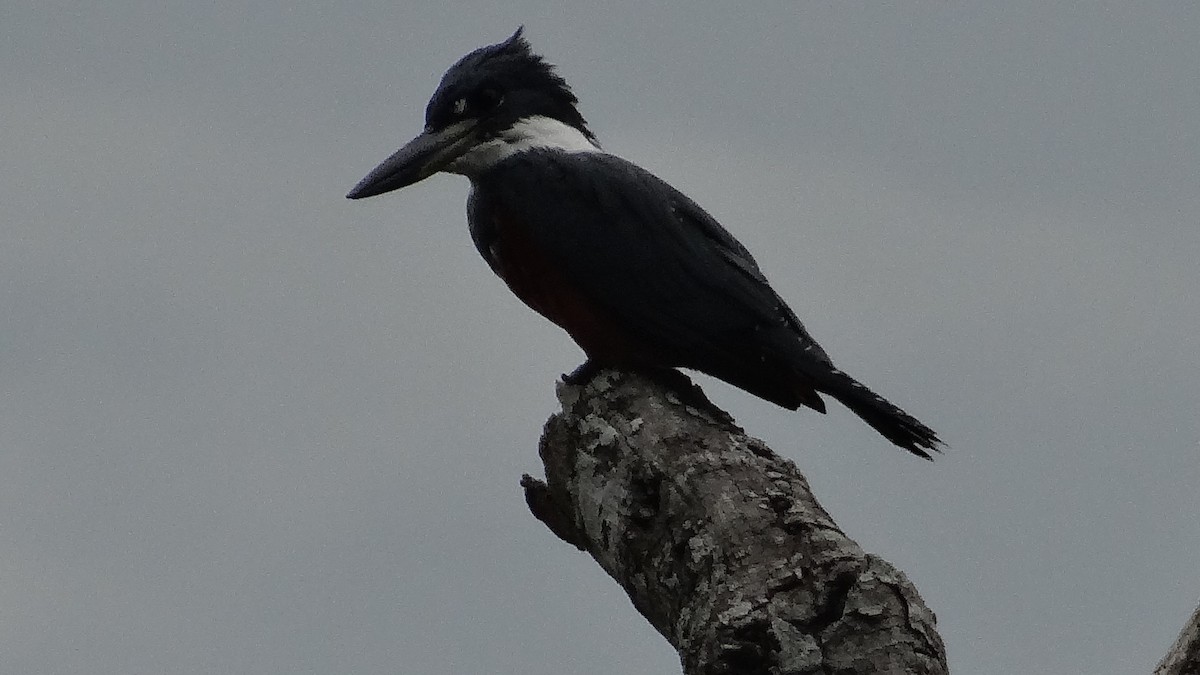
[562,359,604,386]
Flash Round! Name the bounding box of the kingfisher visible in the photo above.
[347,29,942,458]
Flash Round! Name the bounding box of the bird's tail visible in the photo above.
[814,368,943,459]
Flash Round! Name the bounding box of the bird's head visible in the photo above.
[347,28,597,200]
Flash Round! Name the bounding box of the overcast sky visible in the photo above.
[3,2,1198,674]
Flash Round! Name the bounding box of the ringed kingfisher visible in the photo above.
[347,29,942,458]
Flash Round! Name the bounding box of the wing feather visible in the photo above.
[471,149,829,409]
[469,150,941,455]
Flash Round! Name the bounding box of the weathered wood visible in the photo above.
[522,369,946,675]
[1157,602,1200,675]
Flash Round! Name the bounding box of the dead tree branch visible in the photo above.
[521,369,946,675]
[1157,602,1200,675]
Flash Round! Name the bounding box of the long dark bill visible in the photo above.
[346,121,478,199]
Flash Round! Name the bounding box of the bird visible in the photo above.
[347,29,942,458]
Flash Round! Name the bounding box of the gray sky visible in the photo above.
[3,2,1198,673]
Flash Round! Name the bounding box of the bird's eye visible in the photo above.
[468,87,503,114]
[447,87,502,121]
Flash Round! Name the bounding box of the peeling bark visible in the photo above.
[522,369,947,675]
[1157,602,1200,675]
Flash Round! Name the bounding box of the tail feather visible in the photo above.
[814,368,943,459]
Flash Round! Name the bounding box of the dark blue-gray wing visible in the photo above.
[472,149,832,410]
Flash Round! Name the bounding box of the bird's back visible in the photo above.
[468,149,835,412]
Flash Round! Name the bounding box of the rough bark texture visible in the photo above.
[1157,602,1200,675]
[521,369,946,675]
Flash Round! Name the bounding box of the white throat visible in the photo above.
[446,115,601,176]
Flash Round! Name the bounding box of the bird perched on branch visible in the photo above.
[347,29,942,458]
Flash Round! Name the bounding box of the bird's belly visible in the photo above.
[488,217,644,363]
